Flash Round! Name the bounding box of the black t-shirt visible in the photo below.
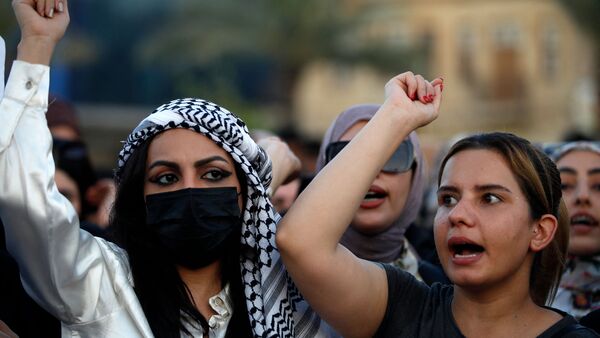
[375,264,599,338]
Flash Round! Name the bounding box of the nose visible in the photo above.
[575,182,591,207]
[447,199,476,228]
[180,170,200,189]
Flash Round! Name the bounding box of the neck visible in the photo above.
[177,261,223,319]
[454,282,534,318]
[451,256,561,338]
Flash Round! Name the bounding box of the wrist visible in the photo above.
[378,101,420,131]
[17,37,56,66]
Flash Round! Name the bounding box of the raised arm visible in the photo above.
[0,0,130,325]
[277,72,443,337]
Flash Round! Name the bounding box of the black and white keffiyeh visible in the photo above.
[117,98,333,338]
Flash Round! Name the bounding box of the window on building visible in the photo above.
[541,24,559,80]
[458,26,476,86]
[491,23,524,100]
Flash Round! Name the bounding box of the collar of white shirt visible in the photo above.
[182,284,233,338]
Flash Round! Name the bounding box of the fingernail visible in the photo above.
[48,8,54,17]
[58,2,64,12]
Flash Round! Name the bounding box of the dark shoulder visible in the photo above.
[538,308,600,338]
[375,264,461,338]
[559,325,600,338]
[381,262,452,301]
[580,309,600,336]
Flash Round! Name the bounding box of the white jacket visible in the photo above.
[0,61,229,337]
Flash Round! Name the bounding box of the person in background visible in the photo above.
[47,94,117,232]
[0,320,18,338]
[271,178,301,214]
[250,129,302,215]
[550,142,600,319]
[54,168,81,215]
[0,219,61,338]
[314,103,448,285]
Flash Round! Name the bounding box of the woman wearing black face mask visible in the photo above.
[0,1,338,337]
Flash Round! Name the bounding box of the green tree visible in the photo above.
[134,0,422,115]
[560,0,600,133]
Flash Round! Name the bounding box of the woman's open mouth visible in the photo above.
[571,212,599,234]
[571,213,598,226]
[448,237,485,265]
[360,185,387,209]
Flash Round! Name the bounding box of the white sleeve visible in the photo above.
[0,61,124,324]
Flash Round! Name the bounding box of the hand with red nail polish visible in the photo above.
[382,71,444,130]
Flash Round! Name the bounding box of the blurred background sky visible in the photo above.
[1,0,599,172]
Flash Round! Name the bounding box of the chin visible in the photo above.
[449,273,489,290]
[351,224,389,235]
[352,213,395,234]
[568,241,600,257]
[351,217,393,234]
[442,263,488,286]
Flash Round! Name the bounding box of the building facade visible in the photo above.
[293,0,597,143]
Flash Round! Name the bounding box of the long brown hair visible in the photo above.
[437,132,569,306]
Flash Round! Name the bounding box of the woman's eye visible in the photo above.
[202,169,232,181]
[483,193,501,204]
[438,194,457,207]
[591,183,600,192]
[152,173,178,185]
[561,183,575,191]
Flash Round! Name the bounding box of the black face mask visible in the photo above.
[145,187,242,270]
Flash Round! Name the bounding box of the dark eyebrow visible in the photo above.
[148,156,229,171]
[148,160,180,171]
[193,156,230,168]
[559,167,577,175]
[474,184,512,194]
[437,184,512,194]
[437,186,459,195]
[589,168,600,175]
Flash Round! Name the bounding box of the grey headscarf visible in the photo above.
[548,141,600,162]
[316,104,425,262]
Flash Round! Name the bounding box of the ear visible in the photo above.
[529,214,558,252]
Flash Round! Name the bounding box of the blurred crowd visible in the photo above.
[1,1,600,337]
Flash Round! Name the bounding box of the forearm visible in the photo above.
[0,60,64,311]
[0,61,102,322]
[276,104,409,336]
